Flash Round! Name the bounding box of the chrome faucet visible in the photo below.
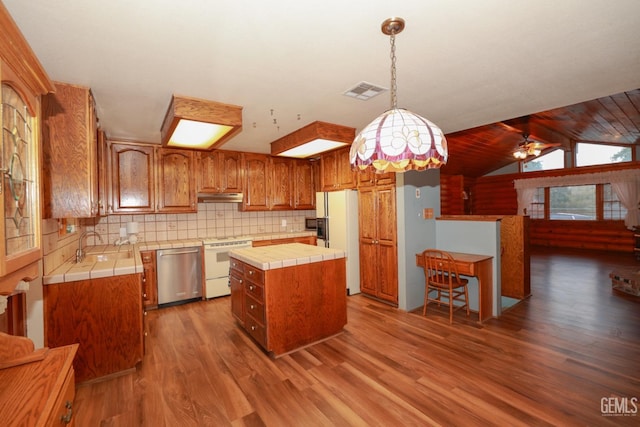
[76,231,104,263]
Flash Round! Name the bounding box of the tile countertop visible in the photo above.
[44,245,144,285]
[42,234,315,285]
[229,243,346,271]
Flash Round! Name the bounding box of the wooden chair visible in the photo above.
[420,249,470,324]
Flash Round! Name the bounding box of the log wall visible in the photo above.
[441,162,639,254]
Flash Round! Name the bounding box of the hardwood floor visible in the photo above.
[74,248,640,426]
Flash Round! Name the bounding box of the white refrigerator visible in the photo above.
[316,190,360,295]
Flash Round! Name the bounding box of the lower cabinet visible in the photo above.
[0,343,78,426]
[141,250,158,309]
[251,236,317,247]
[44,274,144,382]
[230,256,346,356]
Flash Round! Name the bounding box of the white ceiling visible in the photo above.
[5,0,640,154]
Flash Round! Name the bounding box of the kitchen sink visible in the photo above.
[84,251,133,263]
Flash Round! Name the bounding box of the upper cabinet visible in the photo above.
[109,141,196,214]
[321,147,355,191]
[156,148,196,213]
[356,167,396,188]
[109,141,155,214]
[0,2,55,293]
[293,159,316,210]
[42,82,101,218]
[269,157,294,210]
[242,153,316,212]
[242,153,270,211]
[198,150,244,194]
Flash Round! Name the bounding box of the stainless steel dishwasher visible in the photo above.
[157,246,203,307]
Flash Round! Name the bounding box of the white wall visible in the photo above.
[435,220,501,316]
[397,169,441,311]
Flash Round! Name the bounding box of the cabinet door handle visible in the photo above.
[249,285,254,291]
[250,304,255,309]
[60,401,73,424]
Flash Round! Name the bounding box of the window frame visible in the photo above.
[530,183,626,221]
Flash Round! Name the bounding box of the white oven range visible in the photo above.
[202,236,253,298]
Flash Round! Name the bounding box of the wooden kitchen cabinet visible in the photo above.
[44,273,144,382]
[242,154,316,211]
[109,141,155,214]
[321,147,356,191]
[97,129,109,216]
[500,215,531,299]
[229,258,244,325]
[252,236,317,247]
[230,252,347,356]
[358,185,398,305]
[356,167,396,188]
[242,153,270,211]
[0,6,53,294]
[269,156,294,210]
[110,142,196,214]
[198,150,244,193]
[141,250,158,308]
[42,82,101,218]
[156,148,196,213]
[0,339,78,427]
[293,158,316,209]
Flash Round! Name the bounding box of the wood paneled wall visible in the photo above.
[441,162,639,253]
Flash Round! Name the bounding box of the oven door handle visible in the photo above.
[159,249,200,256]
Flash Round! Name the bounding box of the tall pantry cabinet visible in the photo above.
[358,184,398,305]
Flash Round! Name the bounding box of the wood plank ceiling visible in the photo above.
[442,89,640,178]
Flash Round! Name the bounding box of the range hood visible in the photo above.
[197,193,244,203]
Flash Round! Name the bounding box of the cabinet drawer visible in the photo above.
[245,316,266,348]
[141,251,155,264]
[230,258,243,273]
[48,367,75,426]
[243,265,264,284]
[245,280,264,301]
[245,294,265,324]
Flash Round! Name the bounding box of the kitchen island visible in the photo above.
[229,243,347,357]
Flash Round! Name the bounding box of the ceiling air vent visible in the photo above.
[343,81,387,100]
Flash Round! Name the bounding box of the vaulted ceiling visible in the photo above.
[4,1,640,178]
[443,89,640,177]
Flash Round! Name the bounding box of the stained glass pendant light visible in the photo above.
[350,17,448,173]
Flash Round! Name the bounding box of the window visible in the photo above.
[549,185,596,220]
[529,188,545,219]
[602,183,627,220]
[523,149,564,172]
[575,142,632,167]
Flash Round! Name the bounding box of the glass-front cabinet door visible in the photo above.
[0,76,42,291]
[2,84,37,258]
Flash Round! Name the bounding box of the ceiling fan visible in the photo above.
[512,133,560,159]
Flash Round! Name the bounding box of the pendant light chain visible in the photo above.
[389,32,398,109]
[350,17,448,173]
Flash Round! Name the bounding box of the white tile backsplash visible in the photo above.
[82,203,316,243]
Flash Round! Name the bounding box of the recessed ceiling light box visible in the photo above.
[161,95,243,150]
[271,121,355,158]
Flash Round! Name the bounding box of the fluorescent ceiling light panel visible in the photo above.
[277,139,348,158]
[270,121,356,158]
[167,119,234,149]
[161,95,242,150]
